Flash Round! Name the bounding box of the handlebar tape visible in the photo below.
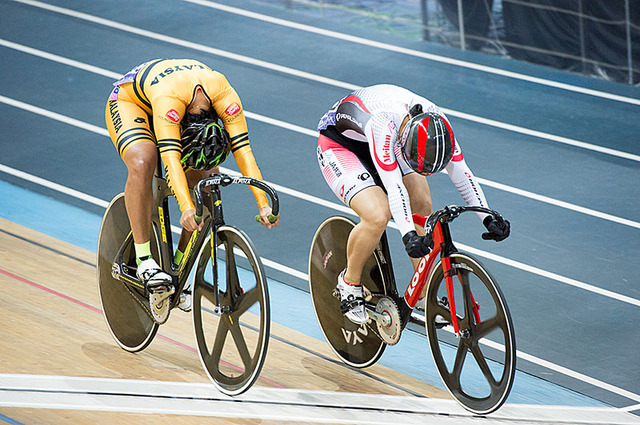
[255,214,278,224]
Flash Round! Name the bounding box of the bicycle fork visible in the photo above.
[406,221,481,337]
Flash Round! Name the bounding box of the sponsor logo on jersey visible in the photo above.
[464,172,484,205]
[343,183,357,200]
[330,160,342,178]
[323,150,343,177]
[383,135,393,163]
[372,130,398,172]
[336,113,362,129]
[317,147,326,167]
[225,103,241,116]
[108,100,122,133]
[166,109,180,123]
[149,64,209,86]
[398,183,411,223]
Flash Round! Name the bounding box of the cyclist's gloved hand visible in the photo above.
[482,216,510,241]
[402,230,433,258]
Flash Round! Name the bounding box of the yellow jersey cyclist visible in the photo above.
[105,59,280,308]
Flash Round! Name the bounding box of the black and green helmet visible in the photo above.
[180,120,231,170]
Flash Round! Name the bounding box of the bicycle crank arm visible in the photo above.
[369,297,402,345]
[366,308,391,327]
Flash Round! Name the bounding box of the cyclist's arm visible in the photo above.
[444,139,490,221]
[366,116,415,237]
[212,86,269,209]
[152,97,195,212]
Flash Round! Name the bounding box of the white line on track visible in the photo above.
[621,403,640,412]
[1,374,638,423]
[183,0,640,107]
[1,41,639,229]
[6,0,640,163]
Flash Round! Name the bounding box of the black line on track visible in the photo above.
[0,227,95,267]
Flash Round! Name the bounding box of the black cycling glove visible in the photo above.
[482,216,510,241]
[402,230,433,258]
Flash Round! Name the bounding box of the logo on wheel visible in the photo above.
[323,250,333,269]
[341,325,368,345]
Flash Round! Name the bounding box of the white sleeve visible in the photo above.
[366,115,415,237]
[444,139,490,222]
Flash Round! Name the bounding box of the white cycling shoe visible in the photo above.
[137,258,174,299]
[336,270,369,325]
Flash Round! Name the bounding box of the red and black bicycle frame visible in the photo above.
[402,214,480,336]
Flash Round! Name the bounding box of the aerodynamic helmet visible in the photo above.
[180,117,231,170]
[400,112,454,176]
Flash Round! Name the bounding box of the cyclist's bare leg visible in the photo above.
[403,172,433,221]
[175,167,220,254]
[344,186,392,285]
[123,141,158,245]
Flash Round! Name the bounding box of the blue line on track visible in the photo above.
[0,414,24,425]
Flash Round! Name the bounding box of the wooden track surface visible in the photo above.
[0,218,449,424]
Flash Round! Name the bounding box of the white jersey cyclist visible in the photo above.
[317,84,490,238]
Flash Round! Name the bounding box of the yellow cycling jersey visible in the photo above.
[106,59,268,212]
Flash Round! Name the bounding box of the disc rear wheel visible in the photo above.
[308,216,390,368]
[97,194,159,352]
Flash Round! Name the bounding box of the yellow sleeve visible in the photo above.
[152,96,194,212]
[162,152,195,213]
[233,145,269,209]
[213,83,269,209]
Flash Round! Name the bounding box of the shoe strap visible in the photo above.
[139,267,164,280]
[340,295,364,314]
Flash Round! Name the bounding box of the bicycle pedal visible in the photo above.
[178,290,192,313]
[149,285,175,303]
[435,314,449,329]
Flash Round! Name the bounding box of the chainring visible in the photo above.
[375,296,401,345]
[149,287,175,324]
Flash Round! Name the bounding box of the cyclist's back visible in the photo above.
[318,84,443,143]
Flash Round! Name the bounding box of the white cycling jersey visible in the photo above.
[317,84,489,236]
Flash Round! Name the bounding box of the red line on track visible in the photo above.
[1,267,285,389]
